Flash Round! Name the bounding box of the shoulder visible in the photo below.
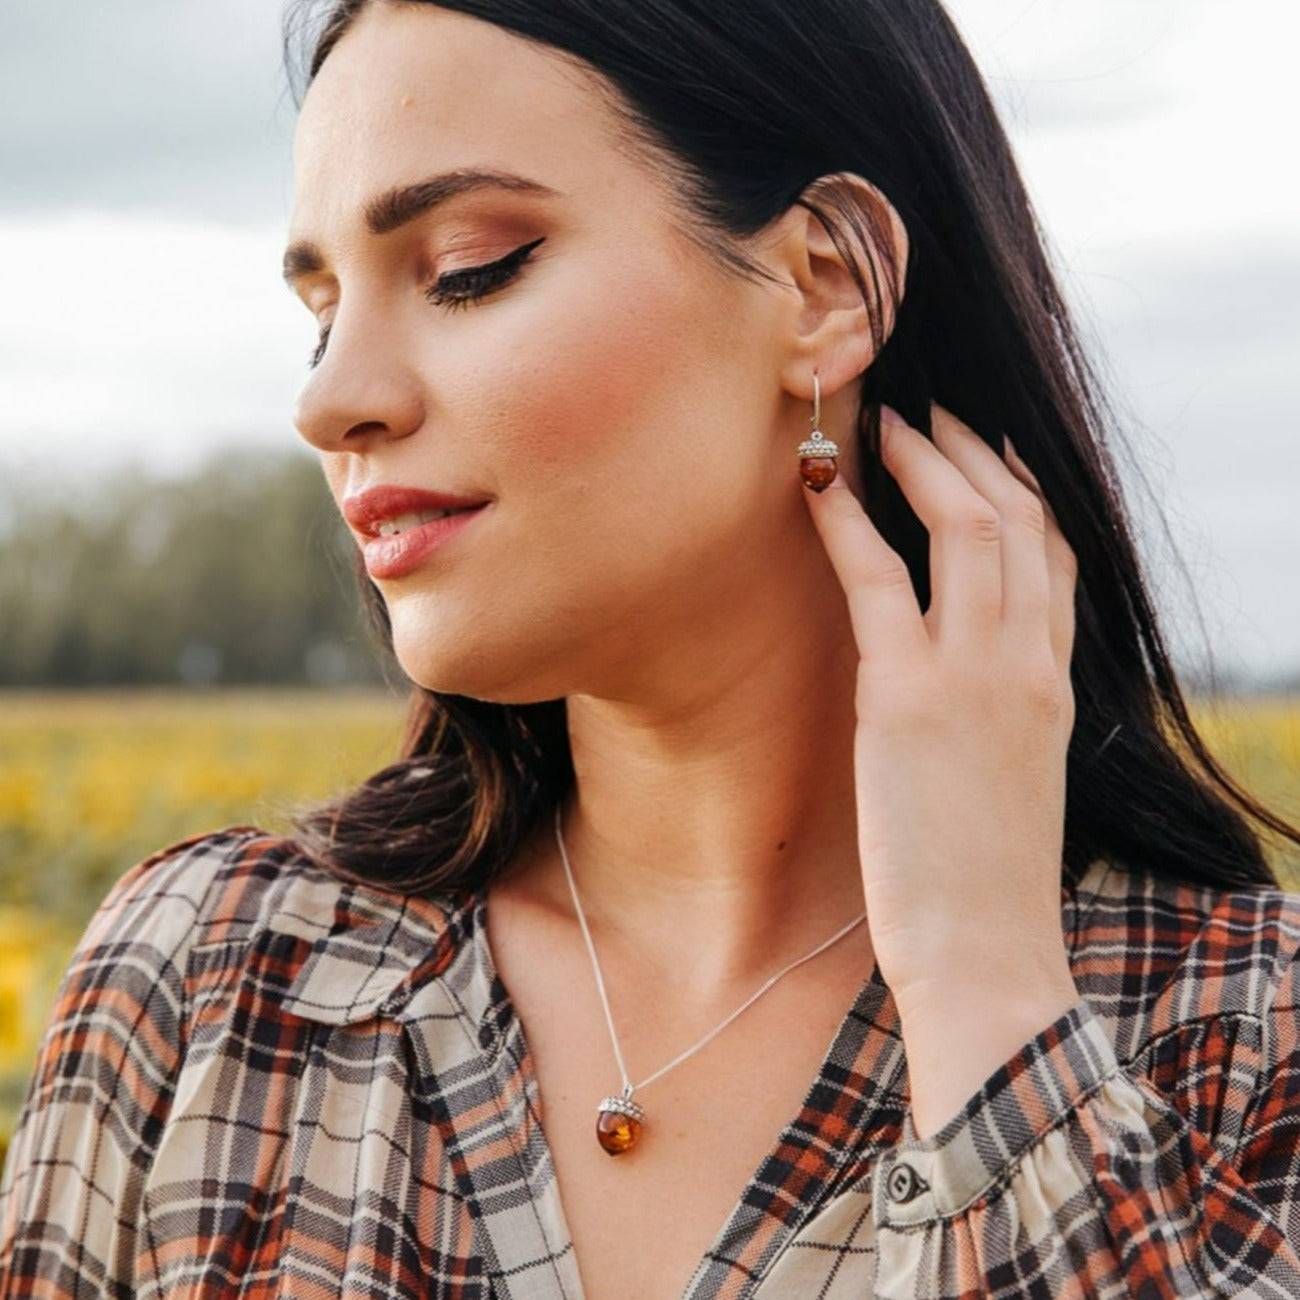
[1068,857,1300,1054]
[85,826,473,1025]
[1069,857,1300,980]
[85,825,287,943]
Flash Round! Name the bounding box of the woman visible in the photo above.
[3,1,1300,1296]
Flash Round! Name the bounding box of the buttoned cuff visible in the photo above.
[872,996,1120,1226]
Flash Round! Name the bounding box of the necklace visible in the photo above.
[553,804,868,1156]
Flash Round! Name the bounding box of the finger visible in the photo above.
[929,405,1050,641]
[804,471,930,665]
[1003,436,1078,673]
[877,405,1002,641]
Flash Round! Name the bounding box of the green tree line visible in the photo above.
[0,452,391,687]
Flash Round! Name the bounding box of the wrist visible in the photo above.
[891,949,1080,1140]
[885,926,1075,1017]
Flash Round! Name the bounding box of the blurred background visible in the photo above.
[1,0,1297,1152]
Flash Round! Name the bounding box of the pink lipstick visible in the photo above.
[342,486,491,580]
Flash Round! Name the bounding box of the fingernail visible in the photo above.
[1004,436,1035,476]
[1005,436,1038,480]
[880,403,907,428]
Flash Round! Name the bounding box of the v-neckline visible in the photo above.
[467,888,911,1300]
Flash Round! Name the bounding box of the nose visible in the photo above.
[293,309,426,453]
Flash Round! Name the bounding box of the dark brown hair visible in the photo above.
[285,0,1300,896]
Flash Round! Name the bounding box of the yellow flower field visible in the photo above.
[0,688,1297,1162]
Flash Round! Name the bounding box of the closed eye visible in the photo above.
[426,236,546,312]
[306,236,546,369]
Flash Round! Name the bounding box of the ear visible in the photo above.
[767,171,909,403]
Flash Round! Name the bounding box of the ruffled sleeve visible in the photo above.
[870,945,1300,1298]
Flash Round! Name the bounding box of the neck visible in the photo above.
[521,543,869,995]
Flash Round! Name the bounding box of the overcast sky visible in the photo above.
[1,0,1297,685]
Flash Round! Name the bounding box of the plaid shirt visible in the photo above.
[3,825,1300,1298]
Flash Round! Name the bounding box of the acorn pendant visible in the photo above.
[798,428,840,493]
[595,1091,645,1156]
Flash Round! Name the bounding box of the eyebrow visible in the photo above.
[282,168,559,284]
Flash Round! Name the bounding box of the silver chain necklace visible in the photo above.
[553,803,868,1156]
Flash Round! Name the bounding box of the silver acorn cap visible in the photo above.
[798,429,840,458]
[597,1094,646,1121]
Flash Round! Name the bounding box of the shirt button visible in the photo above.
[887,1162,922,1204]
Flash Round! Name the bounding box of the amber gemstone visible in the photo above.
[799,456,838,492]
[596,1107,643,1156]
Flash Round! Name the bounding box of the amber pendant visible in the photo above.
[595,1092,645,1156]
[798,429,840,493]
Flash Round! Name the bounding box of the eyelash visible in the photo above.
[308,236,546,369]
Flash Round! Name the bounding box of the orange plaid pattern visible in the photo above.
[3,826,1300,1297]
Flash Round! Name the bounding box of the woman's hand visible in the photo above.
[805,402,1082,1135]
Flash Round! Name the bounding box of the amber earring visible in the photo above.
[797,371,839,492]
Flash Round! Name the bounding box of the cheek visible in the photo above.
[473,248,749,514]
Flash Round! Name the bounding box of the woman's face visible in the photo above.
[288,2,829,703]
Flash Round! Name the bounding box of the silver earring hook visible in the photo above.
[812,372,821,430]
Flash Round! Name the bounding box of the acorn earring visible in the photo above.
[798,371,839,493]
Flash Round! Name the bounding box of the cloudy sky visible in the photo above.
[2,0,1297,685]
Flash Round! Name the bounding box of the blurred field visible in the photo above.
[0,689,1297,1163]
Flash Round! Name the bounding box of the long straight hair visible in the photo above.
[285,0,1299,896]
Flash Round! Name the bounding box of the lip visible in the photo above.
[342,485,490,537]
[341,484,492,581]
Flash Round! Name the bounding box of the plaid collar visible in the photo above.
[277,877,471,1026]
